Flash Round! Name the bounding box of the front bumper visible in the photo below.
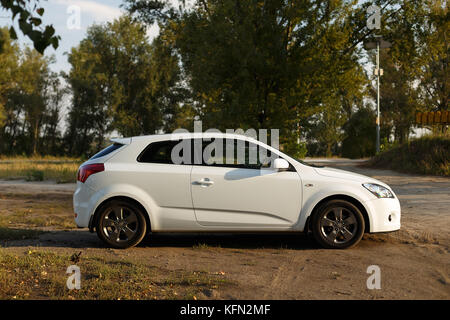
[364,197,401,233]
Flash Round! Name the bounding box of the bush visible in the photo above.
[26,169,45,181]
[368,135,450,176]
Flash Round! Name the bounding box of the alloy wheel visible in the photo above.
[319,206,358,244]
[102,206,139,243]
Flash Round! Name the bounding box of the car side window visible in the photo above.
[137,140,183,164]
[137,138,285,170]
[201,138,273,169]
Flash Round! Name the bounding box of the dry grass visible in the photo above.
[0,192,76,230]
[0,157,82,183]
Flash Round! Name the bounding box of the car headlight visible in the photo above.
[363,183,394,198]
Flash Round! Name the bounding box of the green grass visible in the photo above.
[0,157,82,183]
[368,135,450,176]
[192,243,210,249]
[0,249,234,300]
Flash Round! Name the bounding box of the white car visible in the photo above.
[74,132,401,249]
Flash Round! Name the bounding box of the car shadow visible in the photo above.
[140,232,317,250]
[1,228,318,250]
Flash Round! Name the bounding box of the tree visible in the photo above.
[65,16,183,156]
[375,50,419,144]
[39,73,66,155]
[19,48,54,154]
[126,0,369,154]
[0,26,64,155]
[342,106,376,158]
[416,1,448,113]
[0,0,60,54]
[368,0,448,143]
[0,28,19,130]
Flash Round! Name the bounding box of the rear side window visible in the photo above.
[90,143,124,160]
[137,140,182,164]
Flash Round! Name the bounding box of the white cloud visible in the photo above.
[52,0,123,23]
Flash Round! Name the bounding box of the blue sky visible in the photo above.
[0,0,161,73]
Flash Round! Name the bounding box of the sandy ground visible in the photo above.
[0,161,449,299]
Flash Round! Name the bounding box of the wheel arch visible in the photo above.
[306,194,370,233]
[89,196,152,235]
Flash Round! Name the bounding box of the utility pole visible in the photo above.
[364,4,390,154]
[376,38,380,153]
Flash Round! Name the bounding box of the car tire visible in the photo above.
[96,200,147,249]
[311,199,365,249]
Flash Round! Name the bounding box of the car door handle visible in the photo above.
[194,178,214,186]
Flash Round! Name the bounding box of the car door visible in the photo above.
[190,138,302,228]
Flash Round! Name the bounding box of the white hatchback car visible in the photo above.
[74,132,400,249]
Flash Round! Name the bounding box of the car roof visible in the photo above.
[112,132,261,144]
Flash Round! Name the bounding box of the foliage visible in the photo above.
[283,139,308,160]
[341,107,376,159]
[368,135,450,176]
[370,0,448,144]
[64,16,183,156]
[0,27,64,156]
[126,0,371,154]
[0,0,60,53]
[0,1,448,161]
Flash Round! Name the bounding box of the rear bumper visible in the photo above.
[73,182,98,228]
[364,197,401,232]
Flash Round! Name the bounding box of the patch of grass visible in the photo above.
[0,227,44,241]
[0,214,75,230]
[368,135,450,176]
[193,243,210,249]
[26,169,44,182]
[0,157,82,183]
[0,202,76,230]
[0,249,234,300]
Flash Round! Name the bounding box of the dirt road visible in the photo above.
[0,161,449,299]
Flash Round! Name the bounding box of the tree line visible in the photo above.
[0,0,447,158]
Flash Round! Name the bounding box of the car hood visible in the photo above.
[314,166,387,186]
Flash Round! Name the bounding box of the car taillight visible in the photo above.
[77,163,104,183]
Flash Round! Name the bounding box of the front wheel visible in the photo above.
[311,200,365,249]
[96,200,147,249]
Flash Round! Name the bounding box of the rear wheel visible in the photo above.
[311,200,365,249]
[96,200,147,249]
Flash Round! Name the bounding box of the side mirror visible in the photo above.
[273,158,289,171]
